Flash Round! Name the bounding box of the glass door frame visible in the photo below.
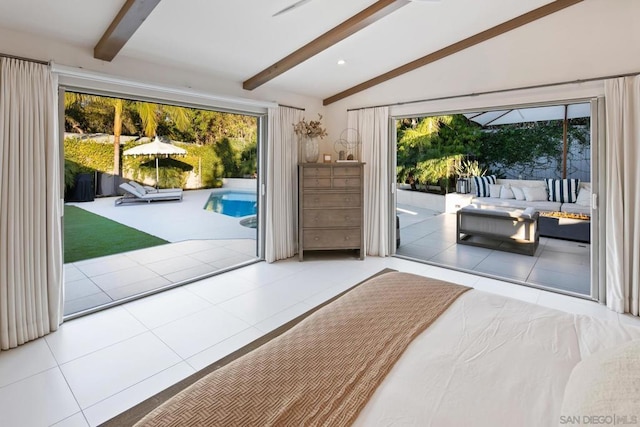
[58,85,267,319]
[389,98,601,301]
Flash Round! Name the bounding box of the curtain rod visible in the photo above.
[278,104,305,111]
[346,70,640,112]
[0,52,49,66]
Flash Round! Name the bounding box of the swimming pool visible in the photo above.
[204,191,257,218]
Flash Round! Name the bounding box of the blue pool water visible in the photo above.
[204,191,257,217]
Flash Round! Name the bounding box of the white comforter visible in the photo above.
[354,289,640,427]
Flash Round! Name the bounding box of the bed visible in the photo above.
[132,272,640,427]
[354,289,640,426]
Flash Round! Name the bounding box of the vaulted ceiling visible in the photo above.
[0,0,585,103]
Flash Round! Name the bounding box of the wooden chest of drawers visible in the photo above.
[298,163,365,261]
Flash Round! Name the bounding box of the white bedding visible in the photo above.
[353,289,640,427]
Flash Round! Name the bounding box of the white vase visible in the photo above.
[303,136,319,163]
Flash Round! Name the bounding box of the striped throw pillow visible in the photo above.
[473,175,496,197]
[546,178,580,203]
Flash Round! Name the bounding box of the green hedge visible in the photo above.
[64,137,255,189]
[64,138,114,173]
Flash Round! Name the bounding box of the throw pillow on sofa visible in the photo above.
[473,175,496,197]
[522,186,548,202]
[511,186,525,201]
[500,184,515,199]
[546,178,580,203]
[575,184,592,207]
[489,184,502,198]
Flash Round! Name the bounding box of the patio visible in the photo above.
[64,188,258,316]
[396,191,591,296]
[65,185,591,317]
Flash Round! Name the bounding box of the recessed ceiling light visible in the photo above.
[337,59,346,66]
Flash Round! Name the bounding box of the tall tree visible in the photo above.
[397,116,453,183]
[65,93,127,185]
[65,94,195,190]
[134,102,193,138]
[397,115,482,192]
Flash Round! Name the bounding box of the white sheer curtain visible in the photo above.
[604,76,640,316]
[265,106,304,262]
[347,106,390,257]
[0,58,63,350]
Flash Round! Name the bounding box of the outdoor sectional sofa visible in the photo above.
[469,178,592,215]
[465,177,592,244]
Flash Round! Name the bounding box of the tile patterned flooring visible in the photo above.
[1,256,638,427]
[64,239,257,316]
[64,188,258,316]
[11,192,596,425]
[396,204,591,295]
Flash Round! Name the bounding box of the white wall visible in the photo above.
[322,0,640,150]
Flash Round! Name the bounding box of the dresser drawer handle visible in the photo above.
[345,198,351,202]
[314,236,319,241]
[345,216,350,221]
[345,236,351,241]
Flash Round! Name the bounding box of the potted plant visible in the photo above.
[454,160,485,194]
[293,114,328,163]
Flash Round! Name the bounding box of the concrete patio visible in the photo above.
[396,189,591,297]
[64,186,592,317]
[64,188,258,316]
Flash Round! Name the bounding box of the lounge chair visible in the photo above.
[128,180,183,195]
[115,182,183,205]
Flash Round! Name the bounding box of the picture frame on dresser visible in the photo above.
[298,162,365,261]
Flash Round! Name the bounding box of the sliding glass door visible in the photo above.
[391,99,600,300]
[61,88,263,317]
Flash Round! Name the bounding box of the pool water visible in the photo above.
[204,191,257,217]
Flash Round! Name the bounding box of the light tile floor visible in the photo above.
[397,205,591,295]
[1,256,638,427]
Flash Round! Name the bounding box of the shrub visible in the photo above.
[63,137,114,173]
[65,136,255,190]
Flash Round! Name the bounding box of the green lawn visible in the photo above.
[64,205,168,263]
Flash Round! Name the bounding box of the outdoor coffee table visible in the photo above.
[456,205,539,256]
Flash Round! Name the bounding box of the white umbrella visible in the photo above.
[464,103,590,127]
[464,102,591,178]
[123,136,187,187]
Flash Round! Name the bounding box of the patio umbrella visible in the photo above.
[464,103,590,127]
[464,103,591,178]
[123,136,187,187]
